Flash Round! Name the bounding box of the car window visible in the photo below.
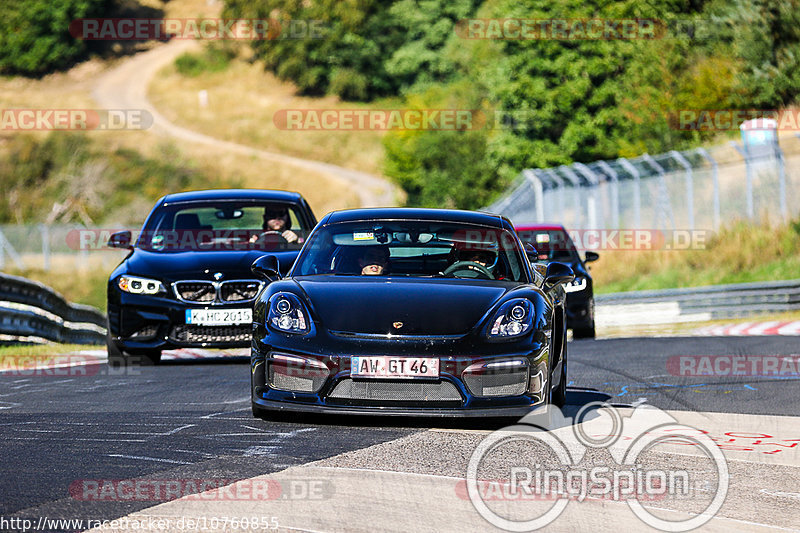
[517,229,579,263]
[294,221,527,282]
[138,202,309,252]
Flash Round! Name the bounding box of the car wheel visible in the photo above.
[552,336,567,408]
[252,402,269,420]
[106,330,127,367]
[129,350,161,365]
[572,322,595,339]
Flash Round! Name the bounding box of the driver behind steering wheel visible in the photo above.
[250,207,299,244]
[441,246,498,279]
[462,249,496,276]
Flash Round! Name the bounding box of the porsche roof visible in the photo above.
[322,208,510,228]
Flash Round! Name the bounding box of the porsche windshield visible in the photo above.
[138,201,310,252]
[293,221,527,281]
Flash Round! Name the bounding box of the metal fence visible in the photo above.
[0,224,127,271]
[0,272,106,344]
[487,133,800,230]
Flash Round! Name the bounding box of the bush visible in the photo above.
[0,133,204,224]
[0,0,112,75]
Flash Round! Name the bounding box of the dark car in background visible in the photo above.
[516,224,598,338]
[249,208,574,418]
[106,189,316,365]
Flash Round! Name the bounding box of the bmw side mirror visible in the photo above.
[543,262,574,291]
[584,251,599,263]
[252,255,281,280]
[107,230,132,249]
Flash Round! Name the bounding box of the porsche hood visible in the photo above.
[295,277,514,336]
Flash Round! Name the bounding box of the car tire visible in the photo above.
[106,328,161,366]
[129,350,162,365]
[106,326,128,367]
[572,322,595,339]
[552,333,568,408]
[252,402,270,420]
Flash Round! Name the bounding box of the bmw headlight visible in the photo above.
[267,292,310,334]
[564,277,587,293]
[487,299,533,339]
[117,275,165,295]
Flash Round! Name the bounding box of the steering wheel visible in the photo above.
[254,230,289,244]
[443,261,494,280]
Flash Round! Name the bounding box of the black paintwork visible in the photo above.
[250,208,571,417]
[107,189,316,355]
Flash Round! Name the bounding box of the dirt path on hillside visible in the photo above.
[91,40,397,207]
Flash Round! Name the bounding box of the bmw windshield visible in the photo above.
[137,201,311,252]
[293,221,528,282]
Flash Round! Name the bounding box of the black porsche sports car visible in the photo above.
[106,189,316,365]
[250,208,574,418]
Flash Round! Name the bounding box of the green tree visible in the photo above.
[0,0,112,75]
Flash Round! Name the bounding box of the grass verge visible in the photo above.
[592,218,800,294]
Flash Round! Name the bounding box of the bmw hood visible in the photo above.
[295,277,514,336]
[124,249,298,280]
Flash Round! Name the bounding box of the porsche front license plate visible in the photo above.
[185,308,252,326]
[351,357,439,379]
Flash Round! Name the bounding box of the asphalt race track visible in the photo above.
[1,335,799,532]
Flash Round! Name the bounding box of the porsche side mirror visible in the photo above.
[107,230,132,249]
[584,251,600,263]
[544,262,574,291]
[252,254,281,280]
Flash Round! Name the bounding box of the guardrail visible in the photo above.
[596,279,800,327]
[0,272,106,344]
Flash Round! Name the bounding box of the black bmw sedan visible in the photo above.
[250,208,574,418]
[106,189,316,365]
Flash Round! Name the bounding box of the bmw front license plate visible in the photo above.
[351,356,439,379]
[185,308,252,326]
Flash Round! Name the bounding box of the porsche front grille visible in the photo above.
[328,379,462,404]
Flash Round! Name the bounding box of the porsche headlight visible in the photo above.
[564,277,587,293]
[267,292,310,334]
[487,299,533,339]
[117,275,165,295]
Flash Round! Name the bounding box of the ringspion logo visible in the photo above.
[465,403,728,531]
